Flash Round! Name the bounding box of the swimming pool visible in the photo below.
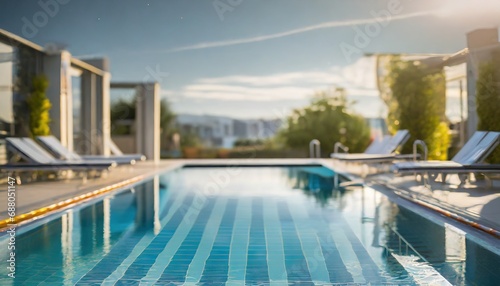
[1,165,499,285]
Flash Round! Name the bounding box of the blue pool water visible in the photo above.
[1,166,500,285]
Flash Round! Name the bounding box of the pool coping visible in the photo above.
[0,161,183,233]
[367,181,500,256]
[369,177,500,240]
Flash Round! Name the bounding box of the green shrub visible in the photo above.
[386,58,449,159]
[280,89,370,155]
[476,59,500,163]
[27,75,51,137]
[428,122,450,160]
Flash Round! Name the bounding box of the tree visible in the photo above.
[110,98,176,149]
[14,46,41,137]
[476,57,500,163]
[159,98,177,150]
[280,88,370,155]
[27,75,51,137]
[386,58,450,160]
[110,99,135,135]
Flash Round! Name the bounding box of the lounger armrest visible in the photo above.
[391,161,464,174]
[81,156,136,165]
[0,163,113,172]
[331,153,395,162]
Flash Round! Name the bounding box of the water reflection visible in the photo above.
[0,168,499,285]
[379,198,500,285]
[286,166,500,286]
[286,167,345,206]
[0,175,166,284]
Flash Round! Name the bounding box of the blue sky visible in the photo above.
[1,0,500,119]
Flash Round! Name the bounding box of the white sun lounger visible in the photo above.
[37,136,141,165]
[331,130,411,163]
[4,138,114,168]
[107,139,146,161]
[1,138,115,183]
[392,131,499,174]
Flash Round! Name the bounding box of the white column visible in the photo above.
[43,50,73,150]
[136,83,160,163]
[100,72,111,156]
[0,42,14,134]
[80,58,111,155]
[80,71,96,154]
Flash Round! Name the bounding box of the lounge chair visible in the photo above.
[3,137,115,169]
[331,130,411,163]
[37,136,141,165]
[1,138,115,183]
[107,139,146,161]
[391,131,500,186]
[364,135,391,154]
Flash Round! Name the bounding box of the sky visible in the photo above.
[1,0,500,120]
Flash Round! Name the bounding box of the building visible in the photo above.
[0,29,161,162]
[176,114,236,148]
[176,114,282,148]
[377,27,500,148]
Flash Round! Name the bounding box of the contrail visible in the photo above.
[166,11,433,53]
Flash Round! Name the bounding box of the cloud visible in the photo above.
[197,72,344,87]
[434,0,500,18]
[166,57,390,118]
[167,57,379,102]
[183,84,313,101]
[166,11,434,53]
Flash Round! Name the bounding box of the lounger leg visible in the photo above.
[484,174,492,189]
[423,171,432,190]
[458,174,468,186]
[334,172,339,189]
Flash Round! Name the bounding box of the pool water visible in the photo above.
[1,166,499,285]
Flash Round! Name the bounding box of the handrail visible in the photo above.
[384,223,428,263]
[413,140,428,161]
[309,139,321,158]
[334,142,349,154]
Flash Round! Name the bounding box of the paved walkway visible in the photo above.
[368,172,500,233]
[0,160,182,220]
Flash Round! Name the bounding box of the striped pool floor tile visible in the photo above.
[77,195,410,284]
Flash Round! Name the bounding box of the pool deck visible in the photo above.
[1,159,500,239]
[367,172,500,233]
[0,160,182,223]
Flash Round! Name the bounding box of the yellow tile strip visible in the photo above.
[0,175,146,232]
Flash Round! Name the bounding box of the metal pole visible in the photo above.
[309,139,320,158]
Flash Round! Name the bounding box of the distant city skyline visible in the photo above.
[2,0,500,119]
